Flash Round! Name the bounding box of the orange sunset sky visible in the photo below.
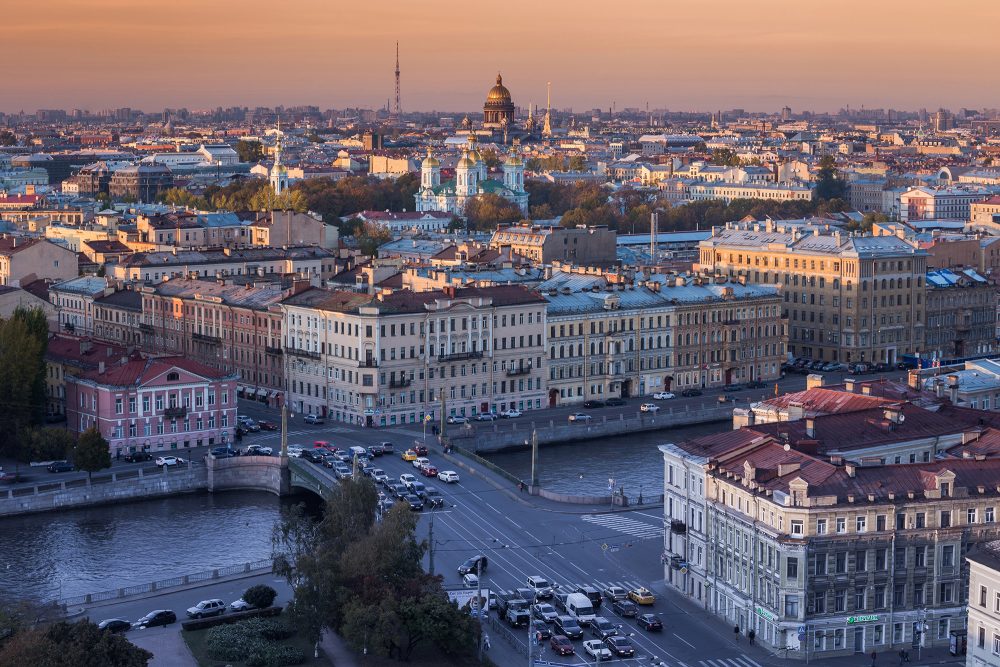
[6,0,999,113]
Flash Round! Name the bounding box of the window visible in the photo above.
[942,545,955,567]
[856,550,867,572]
[916,512,925,528]
[874,585,886,609]
[875,548,887,571]
[940,511,951,528]
[784,595,799,618]
[786,557,798,579]
[978,627,985,650]
[876,514,886,531]
[913,586,924,606]
[896,512,906,530]
[791,520,804,535]
[115,398,123,415]
[836,517,846,533]
[939,583,954,603]
[856,516,867,533]
[874,625,884,644]
[836,552,847,573]
[855,588,866,610]
[981,585,988,608]
[988,507,996,523]
[815,554,827,575]
[914,547,926,568]
[817,518,827,535]
[969,508,978,525]
[835,589,846,612]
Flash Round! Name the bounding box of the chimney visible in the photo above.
[98,361,106,374]
[806,373,825,390]
[844,378,856,393]
[805,418,816,438]
[861,385,872,396]
[846,463,856,478]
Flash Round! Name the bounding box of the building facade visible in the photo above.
[489,223,617,266]
[924,269,997,361]
[967,544,1000,667]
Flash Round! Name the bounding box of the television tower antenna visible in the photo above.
[392,41,401,123]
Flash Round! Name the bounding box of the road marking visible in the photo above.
[673,633,696,649]
[632,511,666,521]
[738,657,763,667]
[580,514,664,540]
[568,562,589,576]
[504,515,523,529]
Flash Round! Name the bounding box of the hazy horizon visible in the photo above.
[7,0,1000,115]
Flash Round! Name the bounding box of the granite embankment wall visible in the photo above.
[0,456,287,518]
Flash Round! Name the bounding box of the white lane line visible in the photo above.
[677,662,690,667]
[673,633,697,649]
[568,562,589,576]
[504,515,524,529]
[740,657,763,667]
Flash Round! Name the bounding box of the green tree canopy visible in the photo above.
[711,148,742,167]
[71,427,111,481]
[235,140,264,163]
[22,427,75,463]
[463,193,523,231]
[814,155,848,201]
[0,619,152,666]
[0,130,16,147]
[0,309,48,465]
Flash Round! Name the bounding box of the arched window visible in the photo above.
[166,372,179,381]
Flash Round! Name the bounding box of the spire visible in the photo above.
[542,82,552,138]
[274,118,282,167]
[392,41,401,122]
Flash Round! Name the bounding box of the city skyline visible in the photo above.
[6,0,1000,115]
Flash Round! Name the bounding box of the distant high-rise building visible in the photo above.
[781,106,792,121]
[934,110,954,132]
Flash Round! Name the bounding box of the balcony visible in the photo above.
[506,366,532,377]
[285,346,321,360]
[163,406,187,419]
[139,322,154,333]
[670,519,687,534]
[265,346,283,356]
[192,331,221,344]
[438,350,484,363]
[358,359,378,368]
[389,377,412,388]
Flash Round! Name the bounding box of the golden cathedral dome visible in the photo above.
[486,73,512,104]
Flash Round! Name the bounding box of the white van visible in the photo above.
[463,573,480,589]
[565,592,596,625]
[348,446,367,459]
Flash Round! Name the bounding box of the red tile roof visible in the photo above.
[78,354,233,386]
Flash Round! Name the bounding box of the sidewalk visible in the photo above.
[319,629,359,667]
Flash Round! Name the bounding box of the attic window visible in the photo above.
[167,372,179,381]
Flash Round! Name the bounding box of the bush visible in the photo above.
[204,617,297,664]
[244,584,278,610]
[246,644,306,667]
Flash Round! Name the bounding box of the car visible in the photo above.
[583,639,614,661]
[746,380,766,389]
[627,587,655,605]
[531,619,552,640]
[680,388,703,397]
[378,441,394,453]
[500,409,522,418]
[420,465,438,478]
[413,456,430,469]
[458,555,488,575]
[372,469,389,484]
[605,634,636,657]
[300,449,325,463]
[334,466,353,480]
[532,602,558,623]
[722,383,743,392]
[423,488,445,508]
[590,616,618,640]
[583,400,605,409]
[576,585,603,609]
[155,456,184,466]
[527,575,554,599]
[97,618,132,633]
[718,394,736,403]
[257,420,278,431]
[554,615,583,640]
[462,572,479,588]
[404,494,424,511]
[367,445,383,457]
[605,397,626,406]
[652,391,675,400]
[413,445,429,456]
[438,470,460,483]
[475,412,497,421]
[134,609,176,628]
[637,613,663,631]
[245,445,273,456]
[123,451,153,462]
[401,449,418,461]
[550,634,574,656]
[241,420,261,432]
[399,473,417,487]
[47,461,74,473]
[810,361,826,371]
[390,483,408,499]
[603,586,627,602]
[229,598,253,612]
[186,598,226,619]
[446,415,469,424]
[612,599,638,617]
[0,471,20,484]
[408,480,426,496]
[567,413,592,423]
[639,403,659,413]
[303,414,324,425]
[210,446,236,458]
[361,464,376,477]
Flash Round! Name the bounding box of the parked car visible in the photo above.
[550,634,575,656]
[627,587,655,605]
[97,619,132,633]
[124,451,153,463]
[604,397,626,407]
[500,409,522,418]
[637,613,663,631]
[567,413,592,423]
[582,400,605,409]
[639,403,659,413]
[446,415,469,424]
[652,391,675,400]
[746,380,766,389]
[154,456,184,467]
[680,388,703,397]
[583,639,613,661]
[722,383,743,392]
[257,420,278,431]
[475,412,497,421]
[47,461,74,473]
[210,446,236,458]
[612,599,638,617]
[134,609,176,628]
[245,445,273,456]
[303,414,324,425]
[458,555,488,575]
[185,599,226,619]
[438,470,460,483]
[229,598,253,612]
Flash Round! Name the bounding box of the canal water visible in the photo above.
[0,420,728,603]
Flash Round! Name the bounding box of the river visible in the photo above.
[0,420,729,603]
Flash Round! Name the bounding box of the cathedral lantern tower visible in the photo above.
[269,120,288,195]
[455,149,477,196]
[420,148,440,190]
[503,147,524,194]
[483,73,515,128]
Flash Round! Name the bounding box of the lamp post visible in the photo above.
[530,429,539,489]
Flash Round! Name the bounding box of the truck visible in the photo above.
[496,590,531,627]
[565,592,597,626]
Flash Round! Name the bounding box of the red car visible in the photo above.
[550,635,574,656]
[257,420,278,431]
[413,445,428,456]
[420,465,438,477]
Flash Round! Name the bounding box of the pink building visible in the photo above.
[65,353,238,457]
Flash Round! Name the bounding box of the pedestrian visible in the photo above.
[898,650,905,665]
[483,633,491,650]
[904,651,910,663]
[748,629,755,646]
[734,625,740,641]
[871,650,877,667]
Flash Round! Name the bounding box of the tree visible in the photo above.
[242,584,277,610]
[0,619,152,666]
[478,149,502,171]
[446,217,466,232]
[21,427,74,463]
[567,155,587,171]
[249,187,308,213]
[356,222,392,257]
[235,140,264,163]
[814,155,847,201]
[0,311,47,466]
[71,427,111,482]
[0,130,16,147]
[711,148,742,167]
[156,187,208,210]
[463,194,523,231]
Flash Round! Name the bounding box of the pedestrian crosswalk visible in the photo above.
[580,513,664,540]
[555,578,648,593]
[691,657,762,667]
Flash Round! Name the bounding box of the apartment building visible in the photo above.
[697,221,928,365]
[489,223,617,266]
[45,334,127,418]
[688,182,813,204]
[665,400,1000,659]
[970,197,1000,233]
[0,236,78,287]
[967,544,1000,667]
[279,285,546,427]
[544,277,786,404]
[899,187,994,223]
[924,269,997,360]
[50,276,113,335]
[112,245,336,283]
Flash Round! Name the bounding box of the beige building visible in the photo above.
[0,236,78,287]
[249,211,335,249]
[280,285,546,427]
[970,197,1000,232]
[544,276,786,404]
[967,544,1000,667]
[698,221,928,365]
[489,223,617,266]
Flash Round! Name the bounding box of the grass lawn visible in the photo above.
[182,627,327,667]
